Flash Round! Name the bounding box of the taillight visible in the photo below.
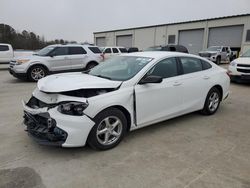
[226,70,232,77]
[100,54,104,61]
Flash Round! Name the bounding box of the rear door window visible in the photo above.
[68,47,87,55]
[0,45,9,51]
[112,48,119,53]
[119,48,128,53]
[179,57,203,74]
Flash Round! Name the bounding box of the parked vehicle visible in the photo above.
[127,47,139,53]
[101,46,127,59]
[228,49,250,82]
[145,45,188,53]
[22,52,230,150]
[199,46,236,64]
[9,44,103,81]
[0,43,14,64]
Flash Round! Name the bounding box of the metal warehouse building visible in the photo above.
[94,14,250,54]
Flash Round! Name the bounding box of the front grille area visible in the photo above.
[237,69,250,73]
[199,53,211,58]
[237,64,250,68]
[27,96,57,109]
[23,112,67,144]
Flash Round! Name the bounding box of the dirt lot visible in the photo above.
[0,67,250,188]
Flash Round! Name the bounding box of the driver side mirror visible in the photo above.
[139,75,163,85]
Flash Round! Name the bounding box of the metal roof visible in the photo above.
[94,13,250,34]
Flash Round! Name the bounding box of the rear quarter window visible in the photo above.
[0,45,9,51]
[88,47,102,54]
[201,60,212,70]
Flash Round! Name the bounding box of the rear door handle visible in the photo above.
[173,81,182,86]
[203,76,210,80]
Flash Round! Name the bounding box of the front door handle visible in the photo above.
[173,82,182,86]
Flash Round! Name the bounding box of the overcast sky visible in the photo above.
[0,0,250,43]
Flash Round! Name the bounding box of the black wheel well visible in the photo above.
[213,85,223,100]
[102,105,131,132]
[28,64,49,73]
[87,61,98,66]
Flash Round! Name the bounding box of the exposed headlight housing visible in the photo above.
[230,61,237,67]
[57,102,88,116]
[16,59,30,65]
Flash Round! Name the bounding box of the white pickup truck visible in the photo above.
[199,46,237,64]
[0,43,14,64]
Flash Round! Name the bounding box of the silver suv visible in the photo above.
[199,46,236,64]
[9,44,103,81]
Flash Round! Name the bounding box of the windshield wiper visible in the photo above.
[95,75,112,80]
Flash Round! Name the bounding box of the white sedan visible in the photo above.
[23,52,230,150]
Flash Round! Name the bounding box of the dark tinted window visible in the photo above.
[168,35,176,44]
[180,57,203,74]
[169,46,176,51]
[119,48,128,53]
[104,48,111,53]
[51,47,68,56]
[69,47,86,55]
[88,47,101,54]
[112,48,119,53]
[0,45,9,51]
[246,30,250,42]
[149,58,178,79]
[201,60,212,70]
[222,47,226,52]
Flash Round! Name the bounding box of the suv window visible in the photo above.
[119,48,128,53]
[51,47,68,56]
[148,58,178,79]
[104,48,111,53]
[180,57,203,74]
[88,47,101,54]
[112,48,119,53]
[0,45,9,51]
[69,47,86,55]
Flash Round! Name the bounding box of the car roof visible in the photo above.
[47,44,98,47]
[122,51,196,59]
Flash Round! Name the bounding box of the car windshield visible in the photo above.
[241,49,250,57]
[207,46,221,51]
[35,46,56,56]
[144,47,162,51]
[88,56,153,81]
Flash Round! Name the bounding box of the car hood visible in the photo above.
[234,57,250,65]
[37,72,122,93]
[199,51,218,54]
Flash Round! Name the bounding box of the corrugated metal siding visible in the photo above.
[178,29,204,55]
[208,25,244,47]
[116,35,133,48]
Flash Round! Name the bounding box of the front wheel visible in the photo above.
[86,62,97,70]
[201,87,221,115]
[216,56,221,65]
[87,108,127,150]
[28,65,47,82]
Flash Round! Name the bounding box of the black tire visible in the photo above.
[28,65,47,82]
[216,56,221,65]
[201,87,221,115]
[87,108,127,150]
[86,62,97,70]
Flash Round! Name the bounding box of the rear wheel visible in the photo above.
[87,108,127,150]
[86,62,97,70]
[201,87,221,115]
[28,65,47,82]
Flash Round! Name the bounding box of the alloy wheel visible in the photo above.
[208,92,220,112]
[31,67,45,81]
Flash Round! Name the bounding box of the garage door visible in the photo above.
[178,29,204,55]
[208,25,244,48]
[116,35,132,48]
[96,37,106,47]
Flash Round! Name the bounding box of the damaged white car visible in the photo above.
[23,52,230,150]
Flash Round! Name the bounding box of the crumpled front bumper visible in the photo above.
[22,99,95,147]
